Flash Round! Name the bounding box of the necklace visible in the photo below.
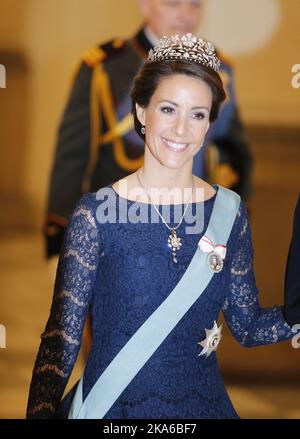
[136,171,195,264]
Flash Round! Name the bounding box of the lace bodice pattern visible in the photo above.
[26,185,296,419]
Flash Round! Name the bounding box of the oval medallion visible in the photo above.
[207,251,223,273]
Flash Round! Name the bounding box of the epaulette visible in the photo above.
[81,38,126,68]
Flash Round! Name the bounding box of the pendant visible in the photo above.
[168,229,182,263]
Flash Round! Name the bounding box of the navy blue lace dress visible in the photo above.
[26,184,296,419]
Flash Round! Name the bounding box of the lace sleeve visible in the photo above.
[26,193,100,418]
[222,202,297,347]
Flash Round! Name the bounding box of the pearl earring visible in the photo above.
[141,125,145,135]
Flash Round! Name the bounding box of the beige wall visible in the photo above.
[234,0,300,126]
[0,0,299,225]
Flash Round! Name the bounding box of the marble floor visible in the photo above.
[0,128,300,419]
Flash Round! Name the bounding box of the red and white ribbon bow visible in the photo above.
[198,235,227,259]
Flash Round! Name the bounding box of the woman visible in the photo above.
[26,34,297,419]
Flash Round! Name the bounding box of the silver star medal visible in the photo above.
[197,320,222,357]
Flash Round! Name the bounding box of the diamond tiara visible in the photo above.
[147,33,221,73]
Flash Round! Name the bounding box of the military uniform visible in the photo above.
[45,27,253,258]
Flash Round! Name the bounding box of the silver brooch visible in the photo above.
[197,320,222,358]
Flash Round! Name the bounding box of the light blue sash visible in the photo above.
[68,185,240,419]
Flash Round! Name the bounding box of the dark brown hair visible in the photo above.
[130,59,226,142]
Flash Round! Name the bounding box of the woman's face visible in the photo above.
[136,73,212,170]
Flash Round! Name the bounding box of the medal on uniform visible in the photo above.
[198,235,227,273]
